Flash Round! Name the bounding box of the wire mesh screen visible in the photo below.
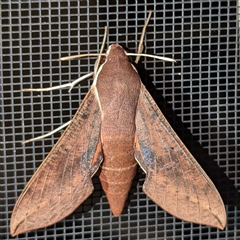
[1,1,240,239]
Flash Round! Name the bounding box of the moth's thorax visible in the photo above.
[96,44,141,113]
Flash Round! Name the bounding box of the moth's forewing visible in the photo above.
[134,84,226,230]
[11,88,103,236]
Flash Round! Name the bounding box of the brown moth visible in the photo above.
[10,20,226,237]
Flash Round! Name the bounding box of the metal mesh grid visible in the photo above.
[1,1,240,239]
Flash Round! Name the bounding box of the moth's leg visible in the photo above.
[22,121,71,144]
[22,72,94,93]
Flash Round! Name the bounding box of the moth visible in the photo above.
[10,14,226,236]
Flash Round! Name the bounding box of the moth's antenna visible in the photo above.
[94,26,108,75]
[135,10,152,64]
[128,53,176,63]
[58,53,105,61]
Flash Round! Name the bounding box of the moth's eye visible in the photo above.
[95,56,106,68]
[127,55,134,63]
[97,56,106,67]
[100,55,106,64]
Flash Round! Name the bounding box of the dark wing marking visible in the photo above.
[11,87,103,236]
[134,84,226,229]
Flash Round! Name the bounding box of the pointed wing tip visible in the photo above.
[206,220,226,230]
[10,226,20,237]
[10,232,18,237]
[10,225,36,237]
[10,230,15,237]
[213,206,227,230]
[10,219,17,236]
[218,225,225,231]
[216,219,227,231]
[10,220,25,237]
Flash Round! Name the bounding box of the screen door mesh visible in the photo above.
[1,1,240,239]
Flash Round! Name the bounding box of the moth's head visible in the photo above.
[105,44,129,63]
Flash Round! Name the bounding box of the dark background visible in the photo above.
[1,1,239,239]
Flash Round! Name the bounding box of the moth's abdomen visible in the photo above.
[98,109,138,216]
[99,156,137,216]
